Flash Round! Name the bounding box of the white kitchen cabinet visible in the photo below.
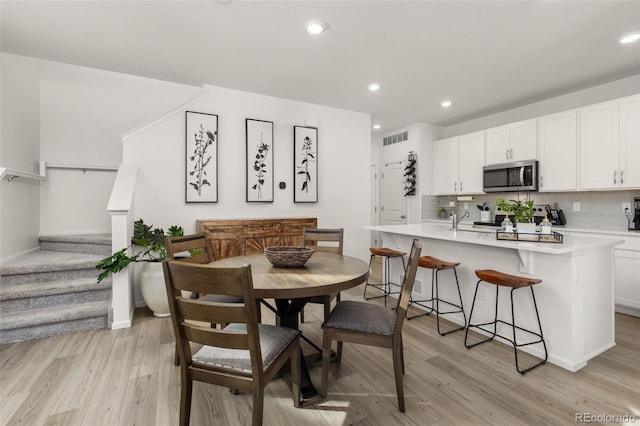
[619,95,640,189]
[567,230,640,317]
[433,138,458,195]
[537,110,577,191]
[485,119,537,165]
[458,132,485,194]
[579,95,640,190]
[433,132,485,195]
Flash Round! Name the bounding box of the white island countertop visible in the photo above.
[366,223,623,255]
[366,222,623,372]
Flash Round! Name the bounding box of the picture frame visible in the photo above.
[185,111,218,203]
[246,119,274,202]
[293,125,318,203]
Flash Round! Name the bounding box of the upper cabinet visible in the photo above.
[619,95,640,189]
[580,95,640,190]
[433,132,485,195]
[485,120,537,165]
[537,110,578,192]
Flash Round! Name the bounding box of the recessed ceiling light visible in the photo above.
[620,32,640,44]
[373,124,381,130]
[441,100,452,108]
[368,83,381,92]
[306,20,329,34]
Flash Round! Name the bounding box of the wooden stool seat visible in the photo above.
[419,256,460,270]
[475,269,542,288]
[369,247,406,258]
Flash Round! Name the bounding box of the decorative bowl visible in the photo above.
[264,246,314,267]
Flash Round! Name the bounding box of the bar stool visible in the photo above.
[363,247,406,307]
[406,256,467,336]
[464,269,548,374]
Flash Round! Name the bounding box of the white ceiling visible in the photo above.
[2,0,639,132]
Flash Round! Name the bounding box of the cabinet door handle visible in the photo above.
[506,149,509,160]
[454,182,457,192]
[460,182,463,192]
[621,170,624,185]
[510,148,514,159]
[613,170,617,184]
[540,176,544,188]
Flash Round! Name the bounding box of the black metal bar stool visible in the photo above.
[363,247,406,307]
[464,269,548,374]
[406,256,467,336]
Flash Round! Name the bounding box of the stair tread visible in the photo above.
[0,300,110,330]
[39,234,111,245]
[0,250,105,276]
[0,277,110,301]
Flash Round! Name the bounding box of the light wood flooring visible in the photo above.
[1,285,639,426]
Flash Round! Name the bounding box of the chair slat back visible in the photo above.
[302,228,344,254]
[393,239,422,335]
[163,260,261,362]
[165,233,212,264]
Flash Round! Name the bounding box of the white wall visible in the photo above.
[443,74,640,137]
[375,123,442,224]
[38,60,203,235]
[123,85,371,304]
[0,54,41,260]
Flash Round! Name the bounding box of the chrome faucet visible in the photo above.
[452,211,470,230]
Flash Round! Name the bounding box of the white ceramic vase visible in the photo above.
[140,262,170,317]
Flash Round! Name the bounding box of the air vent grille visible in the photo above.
[383,131,408,146]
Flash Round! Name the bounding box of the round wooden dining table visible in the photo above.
[210,251,370,405]
[211,251,370,299]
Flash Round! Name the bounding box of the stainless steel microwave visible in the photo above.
[483,160,538,193]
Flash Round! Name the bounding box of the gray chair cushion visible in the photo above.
[322,301,396,336]
[192,323,300,373]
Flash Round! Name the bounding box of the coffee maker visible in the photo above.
[629,197,640,231]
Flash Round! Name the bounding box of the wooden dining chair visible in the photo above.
[320,238,421,413]
[165,233,243,366]
[300,228,344,323]
[162,259,301,426]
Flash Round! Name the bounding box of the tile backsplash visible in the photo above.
[423,190,640,232]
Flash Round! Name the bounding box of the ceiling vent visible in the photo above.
[383,130,409,146]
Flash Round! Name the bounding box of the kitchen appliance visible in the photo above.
[630,197,640,231]
[546,203,566,226]
[482,160,538,193]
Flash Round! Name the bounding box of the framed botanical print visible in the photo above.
[293,125,318,203]
[246,119,274,202]
[185,111,218,203]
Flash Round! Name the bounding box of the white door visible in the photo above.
[382,161,406,225]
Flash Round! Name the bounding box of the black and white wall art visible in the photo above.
[246,118,274,202]
[293,125,318,203]
[185,111,218,203]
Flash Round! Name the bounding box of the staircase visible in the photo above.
[0,234,113,345]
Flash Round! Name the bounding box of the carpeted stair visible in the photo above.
[0,234,113,345]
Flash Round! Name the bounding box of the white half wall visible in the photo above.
[123,84,371,305]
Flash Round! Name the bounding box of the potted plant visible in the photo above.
[495,196,535,233]
[96,219,185,317]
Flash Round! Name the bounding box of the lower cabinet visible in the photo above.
[568,230,640,317]
[614,237,640,316]
[198,217,317,260]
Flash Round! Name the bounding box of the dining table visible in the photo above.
[210,251,370,406]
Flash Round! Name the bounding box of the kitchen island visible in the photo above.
[366,223,624,372]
